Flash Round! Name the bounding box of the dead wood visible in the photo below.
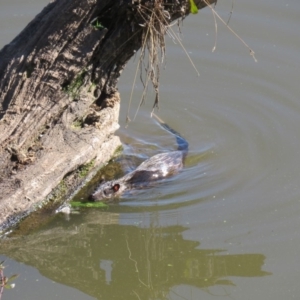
[0,0,215,231]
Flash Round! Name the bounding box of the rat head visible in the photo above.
[91,180,126,201]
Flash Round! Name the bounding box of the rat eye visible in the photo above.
[112,184,120,192]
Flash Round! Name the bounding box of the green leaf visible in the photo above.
[7,274,19,283]
[70,201,108,208]
[4,283,15,289]
[189,0,198,14]
[90,17,104,29]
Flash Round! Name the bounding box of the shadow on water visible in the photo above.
[0,211,270,299]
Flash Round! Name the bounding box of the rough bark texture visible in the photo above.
[0,0,215,231]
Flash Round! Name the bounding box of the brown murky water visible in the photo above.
[1,0,300,299]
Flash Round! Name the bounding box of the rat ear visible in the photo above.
[112,184,120,192]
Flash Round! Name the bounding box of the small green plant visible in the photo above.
[72,118,84,129]
[90,17,104,29]
[78,159,95,178]
[63,70,87,98]
[189,0,198,14]
[0,261,19,300]
[87,82,96,93]
[113,145,123,156]
[70,201,108,208]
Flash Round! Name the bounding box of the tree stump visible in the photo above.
[0,0,215,231]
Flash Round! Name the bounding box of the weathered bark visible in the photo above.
[0,0,215,231]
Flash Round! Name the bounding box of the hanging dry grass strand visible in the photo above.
[227,0,235,25]
[126,0,175,124]
[203,0,257,62]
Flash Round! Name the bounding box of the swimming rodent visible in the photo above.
[91,113,188,201]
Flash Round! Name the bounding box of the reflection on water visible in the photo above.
[0,211,270,299]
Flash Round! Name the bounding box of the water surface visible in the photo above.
[1,0,300,299]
